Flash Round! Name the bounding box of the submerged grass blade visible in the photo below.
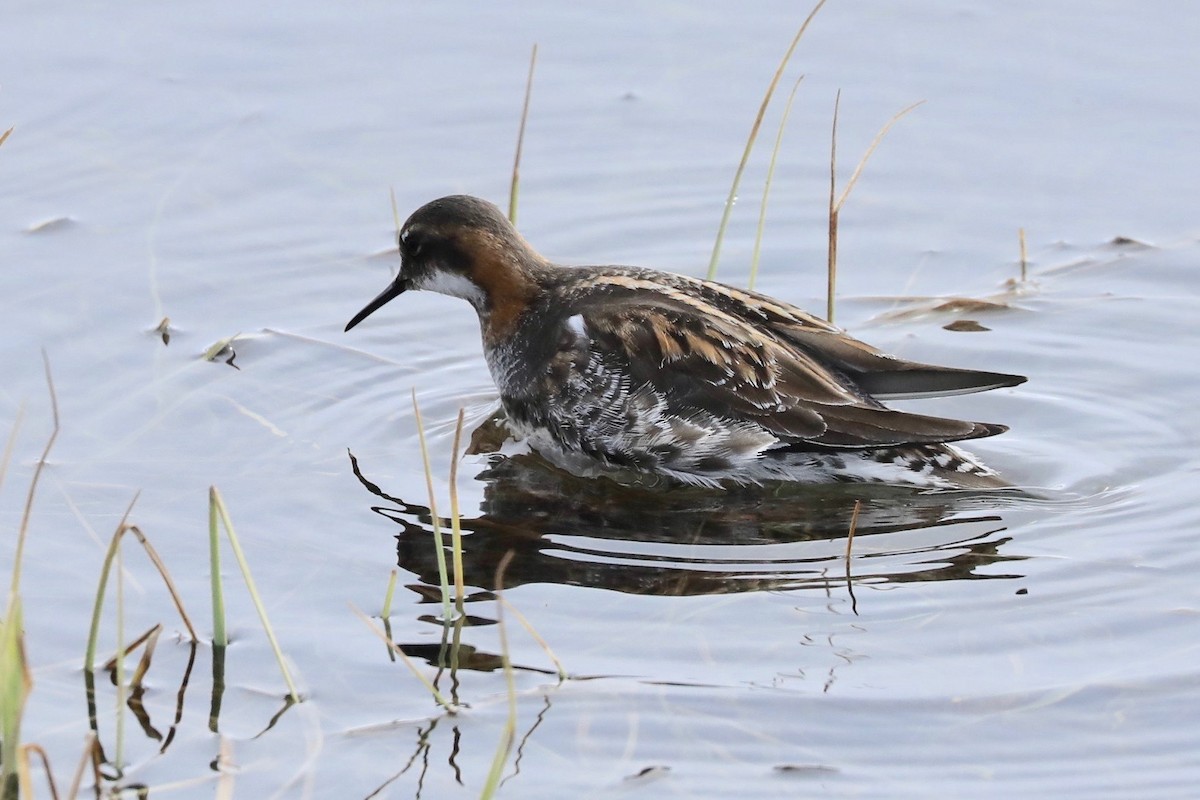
[351,605,456,712]
[479,551,519,800]
[706,0,828,280]
[210,486,301,704]
[748,75,804,291]
[448,408,467,614]
[215,735,235,800]
[0,126,11,148]
[411,390,453,623]
[509,43,539,226]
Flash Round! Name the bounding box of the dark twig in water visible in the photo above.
[844,499,861,615]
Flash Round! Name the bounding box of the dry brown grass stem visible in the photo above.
[1019,228,1028,282]
[12,353,59,596]
[509,44,539,226]
[448,408,467,613]
[498,595,567,681]
[844,499,862,615]
[826,99,925,322]
[707,0,828,280]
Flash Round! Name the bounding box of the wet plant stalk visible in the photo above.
[208,488,227,648]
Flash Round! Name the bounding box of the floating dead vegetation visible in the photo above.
[25,216,77,234]
[943,319,991,332]
[202,334,240,370]
[153,317,171,346]
[866,295,1016,325]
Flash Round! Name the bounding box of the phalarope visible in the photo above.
[346,195,1025,488]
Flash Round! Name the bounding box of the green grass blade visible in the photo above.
[381,569,399,619]
[210,486,301,704]
[208,487,227,648]
[0,594,31,800]
[83,497,139,671]
[706,0,828,280]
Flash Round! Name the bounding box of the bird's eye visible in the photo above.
[399,229,424,258]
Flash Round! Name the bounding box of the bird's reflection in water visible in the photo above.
[350,448,1026,605]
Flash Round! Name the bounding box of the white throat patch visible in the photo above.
[415,269,486,307]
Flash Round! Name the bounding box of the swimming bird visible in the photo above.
[346,195,1025,488]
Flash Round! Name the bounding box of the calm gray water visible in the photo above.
[2,2,1199,798]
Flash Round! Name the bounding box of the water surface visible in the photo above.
[2,2,1198,797]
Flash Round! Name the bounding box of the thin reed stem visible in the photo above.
[211,486,302,703]
[707,0,828,280]
[749,75,805,290]
[448,408,467,614]
[509,44,539,226]
[411,390,454,623]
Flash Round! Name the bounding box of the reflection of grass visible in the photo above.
[2,359,303,795]
[358,402,566,795]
